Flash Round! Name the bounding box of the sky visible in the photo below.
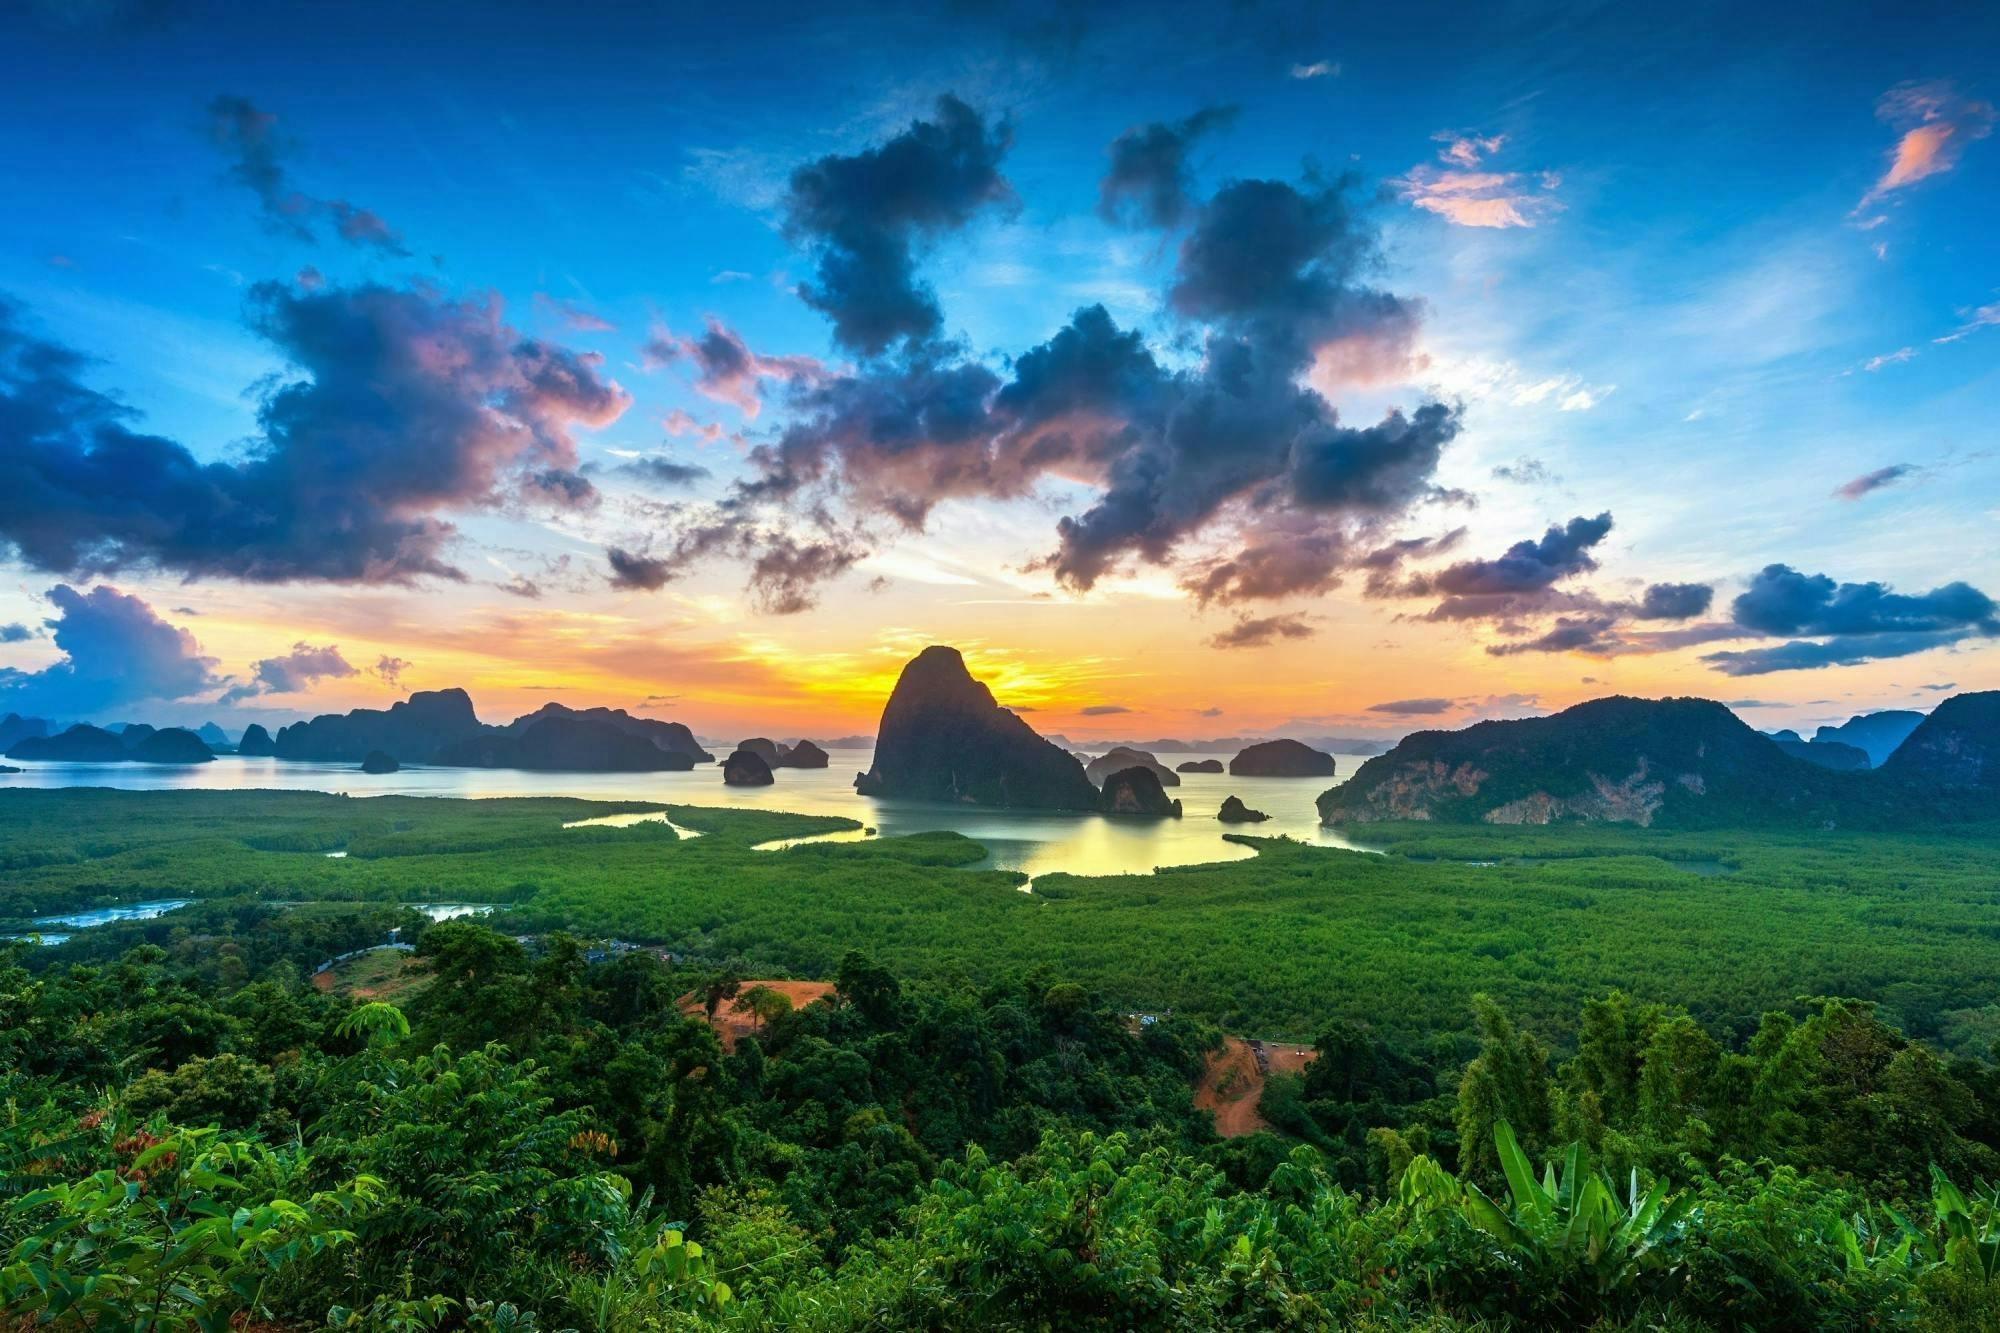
[1,0,1996,743]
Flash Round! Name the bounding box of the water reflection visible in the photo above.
[2,747,1379,878]
[36,899,190,928]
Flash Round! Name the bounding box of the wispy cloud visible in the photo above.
[1935,298,2000,344]
[1397,131,1560,228]
[1855,80,1994,213]
[1832,463,1917,501]
[1290,60,1338,80]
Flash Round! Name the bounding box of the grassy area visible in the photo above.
[312,946,433,1003]
[7,789,2000,1050]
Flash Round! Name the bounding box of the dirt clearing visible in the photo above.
[681,979,836,1050]
[1195,1036,1317,1137]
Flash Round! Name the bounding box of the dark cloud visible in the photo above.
[373,655,411,687]
[0,284,627,584]
[783,95,1013,356]
[606,547,675,591]
[604,456,712,489]
[1097,105,1237,228]
[1408,512,1612,598]
[1703,632,1982,677]
[1208,612,1316,649]
[1366,697,1454,715]
[218,641,356,704]
[1484,614,1623,657]
[1491,456,1554,484]
[744,531,866,615]
[1730,564,1997,638]
[1078,704,1133,716]
[1634,581,1714,620]
[0,584,219,717]
[0,623,33,643]
[1832,463,1917,501]
[206,95,408,255]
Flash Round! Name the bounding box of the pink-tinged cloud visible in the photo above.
[1433,131,1505,168]
[643,316,822,419]
[1398,165,1562,228]
[1857,81,1995,209]
[1833,463,1917,501]
[534,293,616,332]
[663,409,723,442]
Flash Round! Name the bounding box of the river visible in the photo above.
[0,746,1381,878]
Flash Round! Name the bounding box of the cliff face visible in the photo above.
[854,646,1099,811]
[1100,766,1182,817]
[274,689,484,764]
[1879,692,1999,791]
[1230,739,1336,777]
[1317,696,1853,829]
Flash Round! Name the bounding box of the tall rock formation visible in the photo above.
[1230,739,1337,777]
[505,704,713,763]
[723,747,775,786]
[1100,766,1182,817]
[1084,747,1179,787]
[236,724,277,756]
[1879,691,1999,791]
[854,646,1099,811]
[273,689,484,764]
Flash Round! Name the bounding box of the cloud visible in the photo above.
[1401,513,1613,600]
[1700,563,2000,675]
[218,641,357,703]
[206,95,408,254]
[1703,632,1984,677]
[1078,704,1133,716]
[1731,563,1997,638]
[373,655,411,687]
[1491,456,1554,484]
[1290,60,1338,80]
[605,455,711,489]
[0,584,220,717]
[1097,105,1237,228]
[783,94,1014,355]
[1935,298,2000,344]
[1397,135,1560,228]
[1861,347,1917,372]
[656,101,1446,614]
[1634,581,1715,620]
[0,284,628,584]
[1833,463,1917,501]
[606,546,675,591]
[1857,81,1995,210]
[642,316,821,418]
[1366,697,1454,715]
[1208,611,1316,649]
[534,294,615,332]
[0,623,33,643]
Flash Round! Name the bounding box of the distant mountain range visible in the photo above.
[5,723,213,765]
[1319,692,1999,829]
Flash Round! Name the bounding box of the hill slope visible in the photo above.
[1317,696,1855,829]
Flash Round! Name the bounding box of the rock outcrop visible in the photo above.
[503,704,712,764]
[275,689,483,765]
[1100,766,1182,817]
[1814,709,1925,767]
[1317,696,1855,829]
[236,724,277,757]
[1776,738,1871,771]
[738,738,783,767]
[779,739,829,768]
[196,722,231,748]
[1230,739,1336,778]
[127,728,214,764]
[434,716,698,772]
[1176,759,1225,774]
[1879,691,1999,791]
[854,646,1099,811]
[1217,795,1269,823]
[360,750,400,774]
[1085,746,1179,787]
[723,747,775,786]
[6,724,129,762]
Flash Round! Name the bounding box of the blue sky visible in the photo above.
[0,0,1995,737]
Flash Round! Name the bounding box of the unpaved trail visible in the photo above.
[681,979,835,1050]
[1195,1036,1318,1137]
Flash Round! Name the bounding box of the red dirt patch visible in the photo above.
[680,979,835,1051]
[1195,1036,1318,1138]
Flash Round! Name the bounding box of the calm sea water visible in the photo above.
[0,747,1379,878]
